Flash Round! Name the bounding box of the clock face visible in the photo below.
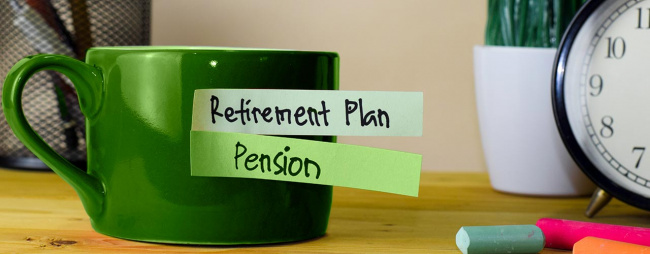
[556,0,650,209]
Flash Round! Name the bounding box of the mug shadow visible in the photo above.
[129,233,328,249]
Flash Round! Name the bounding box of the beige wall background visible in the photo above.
[151,0,488,171]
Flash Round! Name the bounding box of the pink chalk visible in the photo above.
[536,218,650,250]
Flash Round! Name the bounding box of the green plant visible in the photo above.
[486,0,587,47]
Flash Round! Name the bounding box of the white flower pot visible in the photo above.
[474,45,595,196]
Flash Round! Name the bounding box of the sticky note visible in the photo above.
[455,225,545,254]
[536,218,650,250]
[574,237,650,254]
[192,89,423,136]
[190,131,422,196]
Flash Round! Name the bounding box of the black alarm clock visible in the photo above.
[554,0,650,216]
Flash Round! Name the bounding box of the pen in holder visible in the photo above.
[0,0,151,170]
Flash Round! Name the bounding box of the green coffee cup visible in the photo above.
[2,47,338,244]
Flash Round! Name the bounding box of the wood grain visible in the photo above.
[1,168,649,253]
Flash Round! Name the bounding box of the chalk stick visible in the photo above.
[455,225,545,254]
[574,237,650,254]
[536,218,650,250]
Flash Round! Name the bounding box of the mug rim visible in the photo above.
[88,46,337,55]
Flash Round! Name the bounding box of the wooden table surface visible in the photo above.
[1,168,650,253]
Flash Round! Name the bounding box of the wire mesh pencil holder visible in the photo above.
[0,0,151,170]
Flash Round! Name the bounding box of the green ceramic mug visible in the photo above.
[2,47,338,244]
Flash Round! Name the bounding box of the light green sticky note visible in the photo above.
[192,89,423,136]
[190,131,422,196]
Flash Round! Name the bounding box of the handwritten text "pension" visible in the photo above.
[234,142,321,179]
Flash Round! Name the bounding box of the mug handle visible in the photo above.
[2,54,104,217]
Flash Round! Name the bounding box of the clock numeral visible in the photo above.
[606,37,626,59]
[638,8,650,29]
[589,74,604,96]
[633,147,646,169]
[600,116,614,138]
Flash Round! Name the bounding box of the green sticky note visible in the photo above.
[192,89,423,136]
[190,131,422,196]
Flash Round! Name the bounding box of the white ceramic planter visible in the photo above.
[474,45,595,196]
